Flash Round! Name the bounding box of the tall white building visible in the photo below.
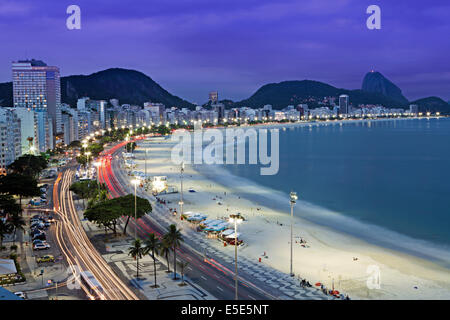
[409,104,419,114]
[77,97,90,111]
[35,109,51,152]
[12,59,62,134]
[13,107,39,154]
[0,108,22,174]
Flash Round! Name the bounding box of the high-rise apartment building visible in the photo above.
[339,94,350,115]
[0,108,22,174]
[35,109,51,152]
[12,59,62,135]
[14,107,39,154]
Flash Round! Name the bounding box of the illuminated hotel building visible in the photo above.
[12,59,62,135]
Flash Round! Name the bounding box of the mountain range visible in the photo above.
[0,68,449,114]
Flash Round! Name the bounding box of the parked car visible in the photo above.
[36,255,55,263]
[32,233,46,241]
[14,292,26,299]
[32,239,49,246]
[33,243,49,250]
[31,221,45,228]
[29,198,42,206]
[30,229,45,236]
[31,226,46,232]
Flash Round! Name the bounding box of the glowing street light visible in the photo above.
[131,178,141,240]
[94,161,101,192]
[289,191,298,277]
[179,162,185,217]
[229,213,243,300]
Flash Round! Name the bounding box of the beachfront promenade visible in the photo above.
[109,145,336,300]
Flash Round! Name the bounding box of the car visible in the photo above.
[33,243,49,251]
[14,292,26,299]
[31,225,45,232]
[31,225,45,231]
[47,215,56,223]
[32,239,49,246]
[36,255,55,263]
[32,233,46,241]
[32,215,42,219]
[30,198,41,206]
[30,229,45,235]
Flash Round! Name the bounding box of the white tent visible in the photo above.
[224,232,240,239]
[0,259,17,275]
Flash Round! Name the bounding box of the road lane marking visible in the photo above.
[217,286,223,291]
[248,295,256,300]
[201,276,207,281]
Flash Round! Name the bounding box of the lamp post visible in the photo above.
[144,149,148,177]
[289,191,298,277]
[85,151,92,176]
[94,161,101,193]
[131,178,141,240]
[179,162,184,217]
[229,213,243,300]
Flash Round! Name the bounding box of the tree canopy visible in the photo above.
[0,195,22,217]
[0,174,41,204]
[76,155,88,168]
[125,142,137,153]
[70,180,106,201]
[7,155,48,178]
[87,143,104,157]
[84,194,151,235]
[67,140,82,149]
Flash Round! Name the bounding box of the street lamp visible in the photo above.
[131,178,141,240]
[229,213,243,300]
[94,161,101,193]
[289,191,298,277]
[85,151,92,173]
[179,162,184,217]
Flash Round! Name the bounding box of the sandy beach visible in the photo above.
[128,122,450,300]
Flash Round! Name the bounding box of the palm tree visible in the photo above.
[160,236,171,273]
[8,214,26,245]
[0,219,13,250]
[128,239,145,279]
[177,260,189,286]
[144,233,161,288]
[165,224,184,280]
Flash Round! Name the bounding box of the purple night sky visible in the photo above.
[0,0,449,103]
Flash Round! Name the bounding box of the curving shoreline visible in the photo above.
[128,120,450,300]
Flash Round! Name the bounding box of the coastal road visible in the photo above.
[53,167,139,300]
[98,139,278,300]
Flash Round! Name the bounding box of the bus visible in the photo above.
[79,271,105,300]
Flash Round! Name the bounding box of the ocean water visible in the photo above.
[196,118,450,264]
